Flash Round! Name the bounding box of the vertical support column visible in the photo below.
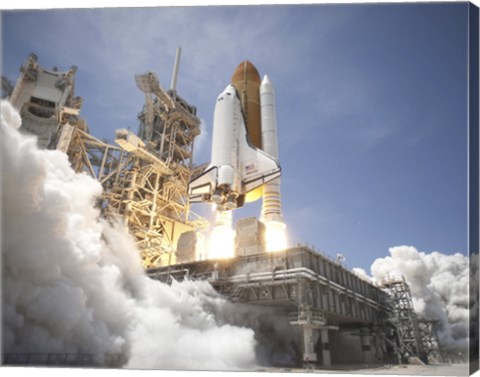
[302,326,317,367]
[320,328,331,367]
[371,330,384,362]
[360,328,373,364]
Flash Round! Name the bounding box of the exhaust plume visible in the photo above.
[1,101,256,370]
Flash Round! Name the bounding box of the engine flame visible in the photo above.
[208,210,235,259]
[264,220,287,252]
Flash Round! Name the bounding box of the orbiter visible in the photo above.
[188,62,281,211]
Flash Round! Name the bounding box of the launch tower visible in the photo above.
[6,52,208,268]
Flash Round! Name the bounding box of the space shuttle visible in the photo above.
[188,83,281,211]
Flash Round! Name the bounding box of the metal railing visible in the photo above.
[288,310,326,326]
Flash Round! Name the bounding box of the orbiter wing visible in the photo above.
[189,166,218,203]
[239,135,281,193]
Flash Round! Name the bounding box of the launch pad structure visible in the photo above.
[149,241,442,368]
[149,244,393,367]
[6,52,208,269]
[2,53,443,369]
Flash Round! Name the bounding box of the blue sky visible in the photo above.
[1,3,470,271]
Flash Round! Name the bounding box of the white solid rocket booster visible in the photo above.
[260,75,285,226]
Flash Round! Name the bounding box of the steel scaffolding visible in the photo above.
[8,54,208,269]
[380,275,428,364]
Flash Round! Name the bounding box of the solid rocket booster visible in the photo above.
[260,76,278,162]
[260,75,285,224]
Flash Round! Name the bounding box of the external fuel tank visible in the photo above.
[231,61,262,149]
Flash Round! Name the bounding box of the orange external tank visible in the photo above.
[231,61,264,203]
[231,61,262,149]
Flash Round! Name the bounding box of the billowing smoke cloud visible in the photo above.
[1,101,256,370]
[370,245,469,358]
[352,267,371,282]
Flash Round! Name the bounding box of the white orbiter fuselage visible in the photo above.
[188,85,281,211]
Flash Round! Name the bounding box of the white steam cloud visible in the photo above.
[371,245,470,357]
[1,101,256,370]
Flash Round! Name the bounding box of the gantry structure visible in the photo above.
[8,53,207,268]
[379,275,439,364]
[8,53,85,149]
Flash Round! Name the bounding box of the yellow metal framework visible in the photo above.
[9,54,208,269]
